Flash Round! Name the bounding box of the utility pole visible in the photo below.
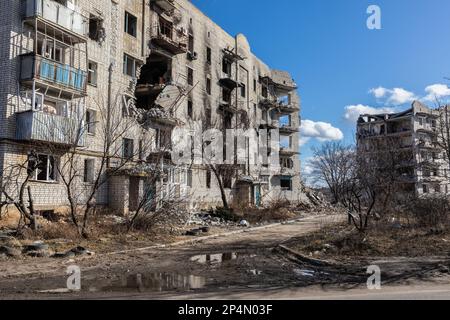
[106,62,114,168]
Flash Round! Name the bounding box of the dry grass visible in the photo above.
[287,219,450,258]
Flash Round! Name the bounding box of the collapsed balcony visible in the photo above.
[142,107,180,127]
[260,73,298,93]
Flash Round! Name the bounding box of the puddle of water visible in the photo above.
[293,269,315,277]
[190,252,238,265]
[102,273,206,293]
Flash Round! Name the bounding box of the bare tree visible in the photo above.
[433,100,450,180]
[343,136,414,232]
[310,142,354,204]
[46,92,154,238]
[0,152,41,230]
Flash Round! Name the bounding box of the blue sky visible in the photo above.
[191,0,450,178]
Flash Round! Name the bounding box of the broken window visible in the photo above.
[206,169,211,189]
[204,108,211,128]
[222,57,232,76]
[28,154,57,182]
[125,12,137,37]
[435,185,441,193]
[187,67,194,85]
[89,14,105,42]
[187,169,193,188]
[123,54,138,77]
[261,85,268,98]
[123,138,134,159]
[86,109,96,135]
[222,87,231,103]
[224,111,232,130]
[156,129,172,149]
[253,79,257,92]
[187,99,193,118]
[222,173,232,189]
[83,159,95,183]
[88,61,98,86]
[188,34,194,54]
[206,47,212,65]
[423,184,428,194]
[280,176,292,191]
[240,83,246,98]
[206,77,211,95]
[139,140,145,161]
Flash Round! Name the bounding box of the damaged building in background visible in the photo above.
[357,101,449,197]
[0,0,303,217]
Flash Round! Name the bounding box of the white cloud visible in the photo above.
[300,120,344,143]
[369,87,416,105]
[299,137,311,147]
[344,104,397,123]
[388,88,416,105]
[424,84,450,102]
[369,86,388,99]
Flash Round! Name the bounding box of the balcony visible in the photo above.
[151,0,176,12]
[149,23,188,55]
[275,103,300,115]
[23,0,88,40]
[279,147,298,157]
[259,98,278,109]
[260,119,279,130]
[260,75,298,92]
[219,72,240,89]
[20,54,87,97]
[16,110,85,146]
[279,124,299,134]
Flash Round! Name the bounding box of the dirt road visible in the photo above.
[0,214,449,300]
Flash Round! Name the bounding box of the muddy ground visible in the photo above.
[0,214,449,299]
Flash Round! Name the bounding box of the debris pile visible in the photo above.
[187,212,239,227]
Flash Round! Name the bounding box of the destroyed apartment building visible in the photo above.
[0,0,303,217]
[357,101,449,197]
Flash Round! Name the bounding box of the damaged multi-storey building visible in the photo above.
[357,101,449,197]
[0,0,303,217]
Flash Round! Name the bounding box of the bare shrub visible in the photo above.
[406,196,450,229]
[238,199,296,224]
[129,201,189,233]
[19,222,80,241]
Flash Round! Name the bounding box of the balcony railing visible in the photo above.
[279,125,299,134]
[149,23,188,55]
[275,102,300,114]
[23,0,88,38]
[279,147,298,156]
[20,54,87,96]
[16,110,85,146]
[151,0,176,13]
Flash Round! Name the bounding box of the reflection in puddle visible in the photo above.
[190,252,238,265]
[293,269,315,277]
[103,273,206,292]
[248,269,263,275]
